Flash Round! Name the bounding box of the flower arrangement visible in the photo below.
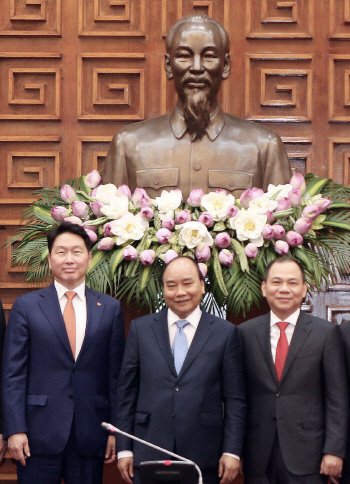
[8,170,350,316]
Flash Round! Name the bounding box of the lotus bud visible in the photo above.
[262,225,274,240]
[215,232,231,249]
[85,170,101,189]
[175,210,191,224]
[64,216,83,225]
[156,228,172,244]
[123,245,138,261]
[276,197,291,212]
[286,231,304,247]
[198,263,208,279]
[60,184,76,203]
[51,206,70,222]
[71,201,88,219]
[216,189,227,196]
[294,217,312,235]
[218,249,233,267]
[162,216,175,230]
[164,250,179,264]
[226,205,239,218]
[272,224,286,240]
[240,189,253,209]
[313,198,332,212]
[117,184,132,198]
[90,201,104,217]
[103,222,113,236]
[187,188,204,207]
[274,240,289,255]
[132,187,152,208]
[245,243,258,258]
[90,187,99,197]
[302,205,321,221]
[85,228,98,243]
[140,249,156,266]
[288,188,302,207]
[98,237,114,251]
[139,207,154,221]
[266,210,274,223]
[198,212,213,227]
[195,243,211,262]
[290,173,306,194]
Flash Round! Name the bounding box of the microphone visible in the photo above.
[101,422,203,484]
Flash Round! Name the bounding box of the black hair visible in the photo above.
[47,222,92,253]
[264,257,306,283]
[161,255,205,285]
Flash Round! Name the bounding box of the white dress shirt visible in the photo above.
[118,306,239,462]
[270,308,301,362]
[54,280,87,360]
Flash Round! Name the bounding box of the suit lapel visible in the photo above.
[279,311,312,383]
[152,309,177,377]
[256,314,277,383]
[77,287,104,359]
[38,283,73,359]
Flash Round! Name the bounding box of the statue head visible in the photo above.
[165,15,231,141]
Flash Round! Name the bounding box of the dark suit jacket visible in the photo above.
[2,283,125,458]
[116,309,246,470]
[0,300,6,434]
[340,321,350,480]
[238,312,348,477]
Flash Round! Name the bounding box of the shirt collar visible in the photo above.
[169,105,225,141]
[270,308,301,327]
[167,306,202,329]
[54,280,86,301]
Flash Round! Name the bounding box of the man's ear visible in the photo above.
[222,53,230,80]
[165,54,173,79]
[48,253,51,270]
[261,281,266,298]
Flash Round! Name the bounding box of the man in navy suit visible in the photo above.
[239,257,348,484]
[2,222,125,484]
[340,320,350,484]
[116,256,246,484]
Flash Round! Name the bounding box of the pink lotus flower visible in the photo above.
[215,232,231,249]
[162,217,175,230]
[85,170,101,189]
[175,210,191,224]
[51,206,70,222]
[156,228,172,244]
[83,223,97,232]
[240,188,264,209]
[198,263,208,278]
[290,173,306,194]
[245,243,258,258]
[187,188,204,207]
[276,197,291,212]
[226,205,239,218]
[286,231,303,247]
[313,198,332,212]
[98,237,114,251]
[117,184,131,198]
[302,205,321,221]
[103,222,113,236]
[262,225,274,240]
[85,228,98,243]
[90,187,99,197]
[195,243,211,262]
[272,224,286,240]
[60,184,76,203]
[274,240,289,255]
[140,249,156,266]
[140,207,154,220]
[288,188,302,207]
[294,217,312,235]
[164,250,178,264]
[90,201,104,217]
[64,216,83,225]
[123,245,138,261]
[218,249,233,267]
[266,210,274,223]
[71,201,88,219]
[198,212,213,227]
[132,187,152,208]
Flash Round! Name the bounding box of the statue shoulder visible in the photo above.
[114,114,171,142]
[224,112,282,141]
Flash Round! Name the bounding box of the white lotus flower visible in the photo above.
[201,192,235,221]
[249,195,278,214]
[100,195,129,220]
[266,183,293,201]
[178,221,214,249]
[94,184,118,204]
[230,209,267,247]
[155,190,182,213]
[109,213,148,245]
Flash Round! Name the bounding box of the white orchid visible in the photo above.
[178,221,213,249]
[94,184,118,204]
[100,195,129,220]
[109,212,148,245]
[248,195,278,214]
[155,190,182,214]
[230,209,267,247]
[201,192,235,221]
[266,183,293,200]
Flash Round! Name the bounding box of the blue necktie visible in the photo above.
[172,320,189,375]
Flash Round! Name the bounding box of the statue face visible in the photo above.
[165,22,230,106]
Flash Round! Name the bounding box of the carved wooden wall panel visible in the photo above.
[1,0,350,480]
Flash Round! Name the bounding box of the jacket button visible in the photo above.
[153,177,160,185]
[175,387,179,391]
[276,393,281,397]
[193,163,201,171]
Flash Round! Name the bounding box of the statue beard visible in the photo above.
[183,90,211,142]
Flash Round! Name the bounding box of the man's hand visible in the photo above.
[118,456,134,484]
[0,435,6,462]
[104,435,116,464]
[320,454,343,481]
[218,455,240,484]
[8,433,30,466]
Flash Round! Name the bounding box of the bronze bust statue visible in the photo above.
[103,15,292,199]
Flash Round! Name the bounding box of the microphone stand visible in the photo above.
[102,422,203,484]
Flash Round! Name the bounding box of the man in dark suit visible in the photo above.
[0,299,6,462]
[340,320,350,484]
[2,222,125,484]
[239,257,348,484]
[116,256,246,484]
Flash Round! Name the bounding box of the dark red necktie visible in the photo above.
[275,322,289,381]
